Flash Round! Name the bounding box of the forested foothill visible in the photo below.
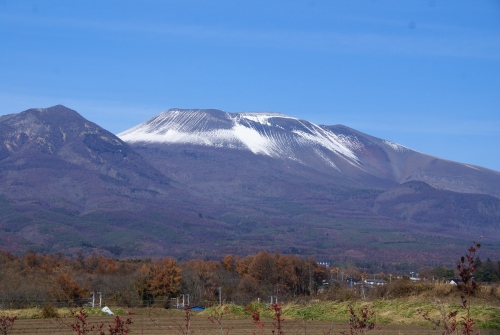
[0,250,499,310]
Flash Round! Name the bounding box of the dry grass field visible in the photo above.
[0,315,453,335]
[6,312,500,335]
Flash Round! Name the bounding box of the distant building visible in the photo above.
[409,272,420,282]
[364,279,387,286]
[317,261,330,268]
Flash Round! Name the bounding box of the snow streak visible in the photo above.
[118,109,409,170]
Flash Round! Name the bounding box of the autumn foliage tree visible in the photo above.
[137,258,182,304]
[243,251,326,298]
[51,273,87,305]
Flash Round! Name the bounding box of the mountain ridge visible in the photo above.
[0,105,499,262]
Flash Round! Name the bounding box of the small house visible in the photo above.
[364,279,387,286]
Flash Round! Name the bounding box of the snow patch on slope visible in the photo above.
[463,164,480,171]
[338,134,364,151]
[123,128,236,147]
[291,121,359,161]
[313,148,339,170]
[383,140,408,152]
[238,112,294,126]
[232,123,274,155]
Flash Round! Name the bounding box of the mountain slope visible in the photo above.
[325,125,500,197]
[0,105,173,209]
[374,181,500,229]
[1,105,499,263]
[119,109,500,198]
[117,108,500,262]
[0,106,227,257]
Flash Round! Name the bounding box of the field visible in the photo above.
[8,313,500,335]
[3,302,500,335]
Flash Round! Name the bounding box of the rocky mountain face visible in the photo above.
[0,106,224,257]
[1,106,499,262]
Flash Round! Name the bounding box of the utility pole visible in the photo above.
[218,287,222,306]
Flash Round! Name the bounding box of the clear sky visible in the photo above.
[1,1,499,171]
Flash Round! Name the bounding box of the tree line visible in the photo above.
[1,250,498,309]
[0,250,326,308]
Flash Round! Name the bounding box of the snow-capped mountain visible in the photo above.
[119,109,500,197]
[119,109,362,169]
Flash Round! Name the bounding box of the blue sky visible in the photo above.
[1,1,499,171]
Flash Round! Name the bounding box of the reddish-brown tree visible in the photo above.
[51,273,87,304]
[137,258,182,300]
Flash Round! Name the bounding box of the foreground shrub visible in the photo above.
[340,305,377,335]
[0,316,16,335]
[419,241,482,335]
[40,304,59,318]
[57,308,132,335]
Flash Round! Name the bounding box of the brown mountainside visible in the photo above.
[0,105,499,263]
